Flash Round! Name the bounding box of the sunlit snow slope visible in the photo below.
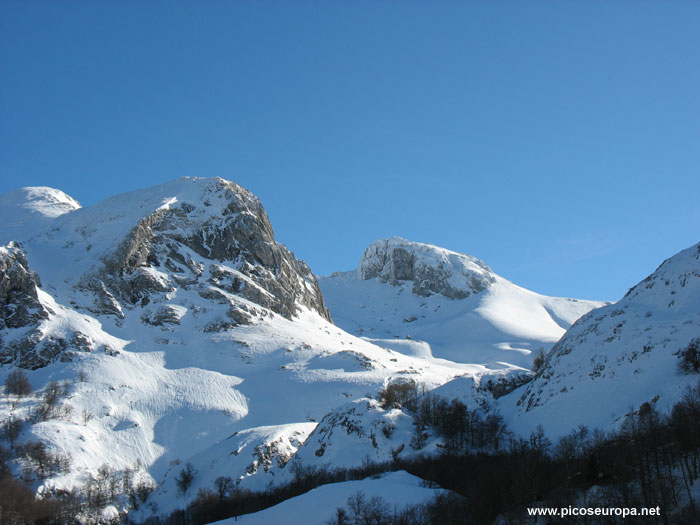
[501,241,700,439]
[214,470,448,525]
[320,237,606,369]
[0,186,81,242]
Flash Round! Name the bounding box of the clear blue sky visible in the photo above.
[1,1,698,301]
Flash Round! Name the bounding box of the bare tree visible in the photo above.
[176,462,197,495]
[5,369,32,397]
[214,475,234,502]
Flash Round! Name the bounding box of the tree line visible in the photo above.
[143,380,700,524]
[3,370,700,523]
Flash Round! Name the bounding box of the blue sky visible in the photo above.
[1,1,698,301]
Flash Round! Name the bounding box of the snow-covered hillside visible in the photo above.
[320,237,606,369]
[215,471,449,525]
[502,241,700,438]
[0,180,494,518]
[0,186,81,242]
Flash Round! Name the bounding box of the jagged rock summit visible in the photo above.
[67,177,330,322]
[358,237,495,299]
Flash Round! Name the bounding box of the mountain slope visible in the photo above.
[0,186,81,243]
[320,237,606,369]
[0,180,477,517]
[501,241,700,438]
[5,180,690,520]
[215,471,449,525]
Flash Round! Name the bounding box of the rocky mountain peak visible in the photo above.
[358,237,495,299]
[74,177,331,322]
[0,178,332,368]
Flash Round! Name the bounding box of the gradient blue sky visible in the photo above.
[1,1,698,301]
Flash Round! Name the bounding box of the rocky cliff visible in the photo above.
[82,178,331,323]
[358,237,495,299]
[0,242,47,330]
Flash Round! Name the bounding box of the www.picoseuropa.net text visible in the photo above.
[527,505,661,519]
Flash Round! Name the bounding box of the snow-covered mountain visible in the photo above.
[4,178,696,521]
[320,237,606,369]
[502,240,700,438]
[284,237,605,475]
[0,179,488,518]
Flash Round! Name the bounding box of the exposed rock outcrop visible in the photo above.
[0,242,48,330]
[0,243,87,369]
[86,178,331,322]
[141,304,187,326]
[358,237,495,299]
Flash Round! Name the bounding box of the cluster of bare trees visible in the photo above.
[2,372,75,479]
[1,370,159,522]
[328,491,469,525]
[577,384,700,524]
[379,380,509,453]
[154,382,700,524]
[679,337,700,373]
[3,366,700,524]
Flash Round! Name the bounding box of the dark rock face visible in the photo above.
[141,305,185,326]
[0,243,48,330]
[0,243,85,369]
[93,179,331,322]
[80,278,125,318]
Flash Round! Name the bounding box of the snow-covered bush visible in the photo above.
[531,347,547,372]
